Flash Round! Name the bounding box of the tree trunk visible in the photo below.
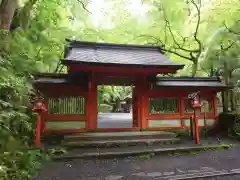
[191,61,198,77]
[229,72,236,112]
[222,69,231,112]
[230,90,236,112]
[0,0,18,29]
[223,91,229,112]
[11,0,38,29]
[221,91,227,112]
[112,100,122,112]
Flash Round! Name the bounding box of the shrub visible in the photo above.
[218,112,240,135]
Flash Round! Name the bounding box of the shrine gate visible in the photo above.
[33,40,226,135]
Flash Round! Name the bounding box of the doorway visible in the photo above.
[97,85,134,128]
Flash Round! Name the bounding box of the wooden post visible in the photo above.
[136,74,149,130]
[190,116,195,139]
[132,87,138,127]
[179,97,184,128]
[213,94,217,117]
[194,109,200,144]
[86,72,98,130]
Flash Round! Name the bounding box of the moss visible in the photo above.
[138,153,155,159]
[219,143,233,149]
[167,144,233,157]
[48,147,67,155]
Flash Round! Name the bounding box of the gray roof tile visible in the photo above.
[152,77,227,88]
[63,40,184,67]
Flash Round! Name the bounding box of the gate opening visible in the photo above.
[97,85,133,128]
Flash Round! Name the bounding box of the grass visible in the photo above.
[138,153,155,159]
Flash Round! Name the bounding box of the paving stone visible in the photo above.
[105,175,123,180]
[231,169,240,172]
[200,167,216,171]
[187,169,200,173]
[132,172,146,176]
[162,172,174,176]
[146,172,162,177]
[175,168,185,173]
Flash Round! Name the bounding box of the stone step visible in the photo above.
[63,138,180,148]
[53,144,230,160]
[64,131,177,142]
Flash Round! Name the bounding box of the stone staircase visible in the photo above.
[63,131,180,148]
[51,131,229,160]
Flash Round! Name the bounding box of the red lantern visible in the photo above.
[191,96,202,109]
[32,100,47,112]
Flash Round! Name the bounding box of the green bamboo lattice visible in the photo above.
[48,96,85,115]
[149,98,178,114]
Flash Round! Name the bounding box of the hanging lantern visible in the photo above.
[188,91,202,109]
[32,99,47,112]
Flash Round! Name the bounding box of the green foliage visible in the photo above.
[219,143,233,149]
[101,86,132,112]
[149,98,178,114]
[0,0,240,179]
[0,0,90,179]
[218,112,240,135]
[0,149,49,180]
[98,104,112,113]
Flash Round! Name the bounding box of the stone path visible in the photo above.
[97,113,132,128]
[34,147,240,180]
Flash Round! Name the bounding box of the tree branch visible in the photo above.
[224,20,240,35]
[220,41,235,51]
[77,0,91,14]
[137,34,193,61]
[162,8,199,53]
[190,0,202,57]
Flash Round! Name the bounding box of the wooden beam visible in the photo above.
[69,65,178,74]
[46,114,86,121]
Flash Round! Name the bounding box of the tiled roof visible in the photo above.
[62,40,184,68]
[152,77,227,88]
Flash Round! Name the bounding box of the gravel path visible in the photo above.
[98,113,132,128]
[34,147,240,180]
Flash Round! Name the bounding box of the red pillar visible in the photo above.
[86,72,98,130]
[132,87,138,127]
[194,109,200,144]
[136,74,149,130]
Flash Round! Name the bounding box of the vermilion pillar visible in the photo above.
[194,109,200,144]
[179,97,184,128]
[86,72,98,130]
[132,87,138,127]
[136,74,149,130]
